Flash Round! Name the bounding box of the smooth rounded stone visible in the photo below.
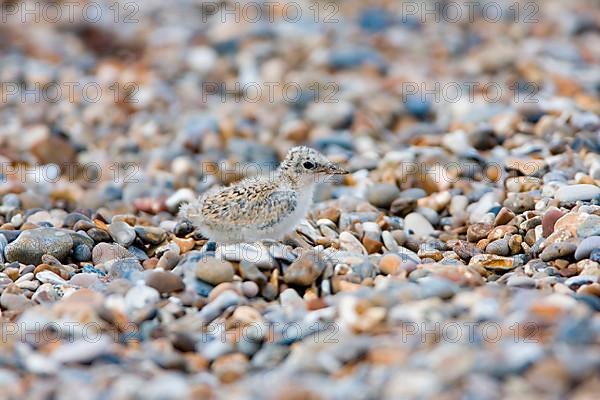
[0,230,22,243]
[0,284,31,311]
[92,243,134,264]
[4,228,73,265]
[404,213,434,238]
[401,188,427,201]
[69,273,101,288]
[396,246,421,264]
[239,260,267,285]
[574,236,600,261]
[199,290,243,323]
[543,171,568,183]
[590,249,600,263]
[51,336,110,364]
[540,242,578,262]
[125,283,160,311]
[196,258,234,285]
[414,206,439,226]
[251,344,290,369]
[486,238,511,256]
[283,250,327,286]
[542,209,565,237]
[0,274,13,290]
[165,188,196,212]
[128,246,149,262]
[66,231,95,249]
[269,244,296,264]
[2,193,20,208]
[418,276,459,299]
[390,197,417,216]
[72,219,96,231]
[362,222,381,238]
[449,195,469,216]
[382,231,400,252]
[241,281,259,297]
[366,183,400,209]
[468,191,500,223]
[104,258,143,281]
[107,221,136,247]
[156,250,181,270]
[503,192,536,213]
[352,259,376,279]
[565,275,597,289]
[63,212,92,228]
[555,184,600,202]
[145,270,185,294]
[212,352,249,383]
[174,220,194,237]
[87,228,112,243]
[339,231,367,255]
[378,254,403,275]
[35,270,67,285]
[134,226,167,245]
[26,210,53,226]
[73,244,92,262]
[0,234,7,263]
[507,275,536,288]
[295,221,321,243]
[576,215,600,238]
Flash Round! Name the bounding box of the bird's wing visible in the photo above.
[200,181,298,228]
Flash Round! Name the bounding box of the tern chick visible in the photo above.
[179,146,348,244]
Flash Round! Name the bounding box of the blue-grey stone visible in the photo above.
[575,236,600,260]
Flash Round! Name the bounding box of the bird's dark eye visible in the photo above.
[303,161,315,169]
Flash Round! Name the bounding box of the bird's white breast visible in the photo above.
[264,183,316,240]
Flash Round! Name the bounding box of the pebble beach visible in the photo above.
[1,0,600,398]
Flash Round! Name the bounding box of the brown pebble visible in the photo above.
[379,254,402,275]
[494,207,515,226]
[509,235,523,254]
[542,209,565,238]
[476,238,490,251]
[467,223,493,242]
[142,258,159,270]
[212,353,249,383]
[156,250,180,270]
[146,270,185,294]
[487,225,518,241]
[363,236,383,254]
[4,267,19,281]
[173,237,195,253]
[577,283,600,297]
[453,241,483,262]
[208,282,240,302]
